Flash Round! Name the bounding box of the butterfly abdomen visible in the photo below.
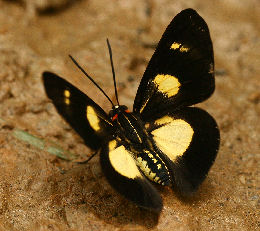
[136,150,171,186]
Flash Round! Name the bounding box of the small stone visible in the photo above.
[239,175,246,184]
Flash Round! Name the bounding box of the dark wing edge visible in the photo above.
[100,139,162,212]
[42,71,112,150]
[148,107,220,195]
[134,8,215,120]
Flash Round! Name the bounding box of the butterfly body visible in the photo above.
[43,9,220,212]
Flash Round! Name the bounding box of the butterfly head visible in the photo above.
[109,105,130,121]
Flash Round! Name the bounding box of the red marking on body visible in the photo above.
[125,109,130,113]
[112,114,118,121]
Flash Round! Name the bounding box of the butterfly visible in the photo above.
[42,8,220,213]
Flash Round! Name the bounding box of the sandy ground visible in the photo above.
[0,0,259,230]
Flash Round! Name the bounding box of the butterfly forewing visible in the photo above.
[146,107,220,195]
[134,9,214,120]
[43,72,112,150]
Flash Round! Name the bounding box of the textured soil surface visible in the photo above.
[0,0,259,230]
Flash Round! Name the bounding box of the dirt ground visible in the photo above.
[0,0,259,230]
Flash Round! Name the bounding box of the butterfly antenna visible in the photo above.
[106,39,120,106]
[69,55,115,107]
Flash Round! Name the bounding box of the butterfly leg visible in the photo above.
[76,150,99,164]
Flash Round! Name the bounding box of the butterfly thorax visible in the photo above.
[110,105,171,186]
[110,105,146,145]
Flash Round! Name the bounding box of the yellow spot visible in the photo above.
[137,157,142,163]
[152,158,158,163]
[109,145,142,179]
[153,74,180,97]
[154,177,160,182]
[170,42,189,52]
[152,118,194,161]
[148,153,153,158]
[108,140,117,151]
[86,106,100,131]
[157,164,162,169]
[139,161,153,180]
[64,90,71,105]
[65,98,70,105]
[141,160,148,169]
[64,90,71,98]
[180,46,189,52]
[150,172,156,178]
[171,42,181,50]
[137,159,155,180]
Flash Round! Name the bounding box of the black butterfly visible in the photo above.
[43,9,220,213]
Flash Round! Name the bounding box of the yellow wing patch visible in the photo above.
[64,90,70,105]
[153,74,181,97]
[86,106,100,131]
[64,89,70,98]
[170,42,189,52]
[171,42,181,50]
[180,46,189,52]
[152,116,194,161]
[108,140,142,179]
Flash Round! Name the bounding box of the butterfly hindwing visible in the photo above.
[146,107,220,195]
[100,138,163,212]
[134,9,214,120]
[43,72,113,150]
